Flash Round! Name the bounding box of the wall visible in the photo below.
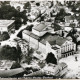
[22,33,30,42]
[32,29,40,36]
[22,32,39,50]
[32,29,47,37]
[46,41,59,59]
[39,42,46,53]
[0,27,7,32]
[61,41,76,53]
[29,36,39,49]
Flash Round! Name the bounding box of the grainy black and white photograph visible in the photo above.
[0,0,80,79]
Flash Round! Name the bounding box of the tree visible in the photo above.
[15,17,22,30]
[23,2,31,12]
[55,8,66,22]
[46,52,57,64]
[0,45,22,62]
[36,3,40,6]
[24,48,34,64]
[67,26,78,44]
[0,32,10,41]
[16,43,22,62]
[0,4,27,30]
[11,62,21,69]
[2,32,10,41]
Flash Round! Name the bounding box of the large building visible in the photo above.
[22,22,76,60]
[0,20,15,34]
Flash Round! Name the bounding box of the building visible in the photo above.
[0,20,15,34]
[32,22,54,37]
[22,22,76,60]
[26,62,68,77]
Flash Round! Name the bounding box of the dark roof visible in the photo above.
[40,33,67,46]
[33,23,46,32]
[53,23,62,31]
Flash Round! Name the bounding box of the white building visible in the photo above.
[0,20,15,34]
[22,22,76,60]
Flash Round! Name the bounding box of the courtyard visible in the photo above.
[59,46,80,79]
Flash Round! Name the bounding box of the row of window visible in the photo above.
[61,44,75,53]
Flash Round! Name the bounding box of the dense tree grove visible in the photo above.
[46,52,57,64]
[0,2,28,30]
[55,8,66,22]
[0,45,22,61]
[0,32,10,41]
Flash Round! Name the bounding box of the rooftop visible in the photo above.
[33,23,46,32]
[0,20,15,27]
[53,23,62,31]
[33,22,62,32]
[40,33,67,46]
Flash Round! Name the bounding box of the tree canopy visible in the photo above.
[23,1,31,12]
[0,3,28,30]
[0,32,10,41]
[46,52,57,64]
[0,45,22,61]
[55,8,67,22]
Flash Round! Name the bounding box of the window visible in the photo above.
[68,45,70,51]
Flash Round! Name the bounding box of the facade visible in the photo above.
[22,22,76,60]
[0,20,15,34]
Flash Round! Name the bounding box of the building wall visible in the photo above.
[47,29,55,33]
[46,41,61,59]
[29,36,39,49]
[32,29,47,37]
[22,32,39,50]
[61,41,76,53]
[61,41,76,58]
[22,33,30,42]
[0,22,15,34]
[32,29,40,36]
[56,48,62,59]
[39,42,46,53]
[0,27,7,32]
